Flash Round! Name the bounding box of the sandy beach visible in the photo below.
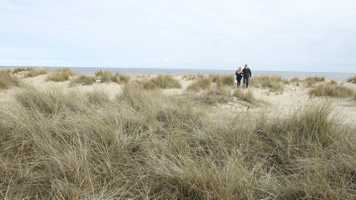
[3,70,356,126]
[1,69,356,199]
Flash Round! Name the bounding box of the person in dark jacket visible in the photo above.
[242,64,252,88]
[235,66,243,87]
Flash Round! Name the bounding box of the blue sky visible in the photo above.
[1,0,356,72]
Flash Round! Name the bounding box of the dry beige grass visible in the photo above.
[1,80,356,199]
[70,75,96,86]
[111,73,130,84]
[303,76,325,87]
[187,77,212,91]
[182,74,203,80]
[309,82,355,98]
[189,86,231,105]
[95,70,113,82]
[12,67,33,74]
[24,68,48,78]
[94,71,130,84]
[0,70,19,90]
[47,68,74,82]
[139,75,181,89]
[252,76,284,92]
[210,75,235,87]
[232,89,255,103]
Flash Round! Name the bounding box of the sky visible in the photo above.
[1,0,356,72]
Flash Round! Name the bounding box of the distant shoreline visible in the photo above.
[1,66,355,80]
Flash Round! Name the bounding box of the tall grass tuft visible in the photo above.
[187,77,212,91]
[182,74,202,80]
[95,70,113,83]
[140,75,181,89]
[70,75,96,86]
[210,75,235,87]
[303,76,325,87]
[253,76,284,92]
[0,70,19,90]
[24,68,48,78]
[111,73,130,84]
[190,86,231,105]
[233,89,255,103]
[309,82,355,97]
[47,68,74,82]
[95,71,130,84]
[12,67,33,74]
[1,86,356,199]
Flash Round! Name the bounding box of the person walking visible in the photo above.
[235,66,243,87]
[242,64,252,88]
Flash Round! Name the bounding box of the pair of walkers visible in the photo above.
[235,64,252,88]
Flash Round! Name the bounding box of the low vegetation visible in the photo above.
[95,70,113,82]
[303,76,325,87]
[140,75,181,89]
[189,86,231,105]
[210,75,235,87]
[347,76,356,84]
[252,76,284,92]
[309,82,355,97]
[111,73,130,84]
[0,70,19,90]
[187,77,212,91]
[24,68,48,78]
[0,85,355,199]
[95,71,130,84]
[47,68,74,82]
[232,88,255,103]
[70,75,96,86]
[182,74,203,80]
[288,77,301,86]
[12,67,33,74]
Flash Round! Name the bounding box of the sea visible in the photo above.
[1,66,355,81]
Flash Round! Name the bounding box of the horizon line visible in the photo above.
[0,65,355,74]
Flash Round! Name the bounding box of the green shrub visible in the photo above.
[347,76,356,84]
[24,68,48,78]
[187,78,212,91]
[309,82,354,97]
[70,75,96,86]
[47,68,74,82]
[0,70,19,90]
[253,76,284,92]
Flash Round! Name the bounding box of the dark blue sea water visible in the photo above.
[1,66,355,81]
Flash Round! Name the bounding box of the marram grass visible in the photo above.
[0,85,356,199]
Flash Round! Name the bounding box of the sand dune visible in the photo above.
[2,73,356,127]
